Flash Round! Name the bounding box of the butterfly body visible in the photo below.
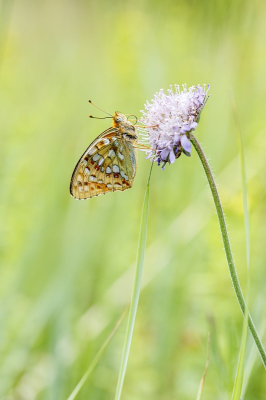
[70,112,138,200]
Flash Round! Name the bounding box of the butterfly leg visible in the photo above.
[133,143,153,150]
[134,124,159,129]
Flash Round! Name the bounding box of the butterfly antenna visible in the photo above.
[89,115,112,119]
[88,100,112,116]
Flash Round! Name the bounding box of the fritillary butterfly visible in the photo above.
[70,111,138,199]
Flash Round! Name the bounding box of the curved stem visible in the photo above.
[190,133,266,369]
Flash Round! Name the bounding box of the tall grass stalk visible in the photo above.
[190,134,266,369]
[196,332,210,400]
[231,301,249,399]
[114,163,153,400]
[230,92,250,398]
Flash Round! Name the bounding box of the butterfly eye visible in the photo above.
[116,117,122,122]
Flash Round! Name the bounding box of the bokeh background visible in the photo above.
[1,0,266,399]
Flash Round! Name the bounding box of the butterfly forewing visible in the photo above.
[70,128,137,199]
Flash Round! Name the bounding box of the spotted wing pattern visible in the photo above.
[70,128,137,199]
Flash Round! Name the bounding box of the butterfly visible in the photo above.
[70,110,138,200]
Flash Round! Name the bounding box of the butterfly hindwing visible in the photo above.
[70,128,137,199]
[100,138,137,194]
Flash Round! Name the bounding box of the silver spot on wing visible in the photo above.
[88,147,97,155]
[98,157,104,166]
[92,153,101,161]
[108,149,115,157]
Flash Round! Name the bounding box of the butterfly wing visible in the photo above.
[70,128,137,199]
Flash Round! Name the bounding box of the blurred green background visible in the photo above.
[1,0,266,398]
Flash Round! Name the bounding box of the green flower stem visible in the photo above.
[190,134,266,369]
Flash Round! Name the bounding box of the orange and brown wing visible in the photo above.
[70,128,137,199]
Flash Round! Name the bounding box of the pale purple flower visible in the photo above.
[140,84,210,168]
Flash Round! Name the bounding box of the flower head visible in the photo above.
[140,84,210,168]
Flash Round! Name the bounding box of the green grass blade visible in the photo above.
[196,333,210,400]
[230,90,250,272]
[231,306,249,400]
[230,90,250,400]
[114,164,153,400]
[66,306,129,400]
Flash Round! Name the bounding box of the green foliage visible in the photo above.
[1,0,266,399]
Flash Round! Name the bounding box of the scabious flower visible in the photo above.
[140,84,210,168]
